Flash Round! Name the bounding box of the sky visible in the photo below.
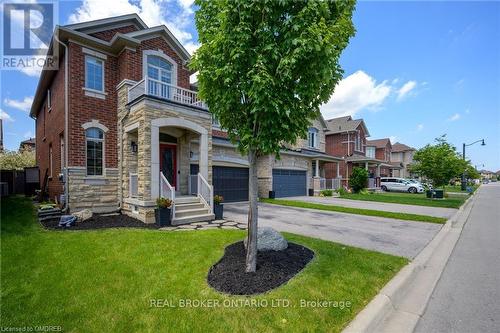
[1,0,499,171]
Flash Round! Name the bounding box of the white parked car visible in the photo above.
[380,177,425,193]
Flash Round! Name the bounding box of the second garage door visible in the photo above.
[213,166,249,202]
[272,169,307,197]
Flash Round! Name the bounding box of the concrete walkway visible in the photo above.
[285,196,457,218]
[224,202,442,258]
[415,183,500,332]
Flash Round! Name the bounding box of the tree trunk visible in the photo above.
[245,148,258,273]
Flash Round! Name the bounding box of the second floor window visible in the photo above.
[366,147,375,158]
[308,128,319,149]
[86,128,104,176]
[85,56,104,92]
[355,132,362,151]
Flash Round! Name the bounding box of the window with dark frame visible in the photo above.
[85,128,104,176]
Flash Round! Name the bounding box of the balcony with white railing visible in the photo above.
[128,77,208,110]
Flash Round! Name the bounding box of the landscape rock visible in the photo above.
[244,227,288,251]
[73,209,93,222]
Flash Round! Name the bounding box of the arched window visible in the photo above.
[86,128,104,176]
[147,55,173,84]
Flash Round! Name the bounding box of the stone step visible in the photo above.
[175,203,205,211]
[173,213,215,225]
[175,207,210,218]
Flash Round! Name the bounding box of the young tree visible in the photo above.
[410,136,468,188]
[349,167,368,193]
[191,0,356,272]
[0,148,36,170]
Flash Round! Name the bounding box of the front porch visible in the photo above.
[119,88,214,223]
[310,157,343,194]
[346,155,392,189]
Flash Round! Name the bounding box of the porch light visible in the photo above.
[130,141,138,153]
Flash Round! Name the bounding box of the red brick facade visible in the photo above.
[324,126,368,180]
[35,58,66,200]
[34,22,193,200]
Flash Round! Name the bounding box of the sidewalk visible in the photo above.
[415,183,500,332]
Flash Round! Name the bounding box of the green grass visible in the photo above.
[1,196,407,333]
[443,185,478,193]
[261,198,447,224]
[339,191,466,209]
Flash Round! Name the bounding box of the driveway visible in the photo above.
[224,202,442,259]
[285,196,456,218]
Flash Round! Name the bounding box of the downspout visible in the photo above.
[54,31,69,212]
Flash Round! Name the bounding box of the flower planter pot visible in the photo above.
[214,204,223,220]
[155,207,172,226]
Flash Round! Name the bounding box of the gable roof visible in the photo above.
[366,138,391,149]
[392,142,415,152]
[64,13,148,33]
[30,14,190,118]
[325,116,370,136]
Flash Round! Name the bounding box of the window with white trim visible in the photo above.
[85,56,104,92]
[366,146,375,158]
[308,128,319,149]
[355,131,362,151]
[86,128,104,176]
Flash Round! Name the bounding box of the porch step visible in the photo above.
[175,202,205,211]
[173,213,215,225]
[175,196,199,204]
[175,207,210,218]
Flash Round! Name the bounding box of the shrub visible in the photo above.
[336,187,348,196]
[320,189,333,197]
[156,197,172,208]
[350,167,369,193]
[214,195,224,205]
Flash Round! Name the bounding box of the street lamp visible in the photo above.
[462,139,486,190]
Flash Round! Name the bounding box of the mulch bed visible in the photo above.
[40,213,159,230]
[207,241,314,295]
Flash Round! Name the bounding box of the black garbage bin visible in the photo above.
[434,189,444,198]
[308,189,314,196]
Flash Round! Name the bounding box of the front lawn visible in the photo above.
[443,184,479,193]
[1,196,407,332]
[339,191,467,209]
[261,198,446,224]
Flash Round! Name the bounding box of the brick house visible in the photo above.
[323,116,391,188]
[30,14,342,224]
[390,142,416,178]
[365,138,398,178]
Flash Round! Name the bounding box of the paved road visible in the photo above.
[415,183,500,332]
[286,196,456,218]
[224,202,442,258]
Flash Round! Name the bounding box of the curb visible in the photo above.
[343,190,478,333]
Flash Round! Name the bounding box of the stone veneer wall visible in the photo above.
[67,167,119,213]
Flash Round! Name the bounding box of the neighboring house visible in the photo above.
[390,142,416,178]
[323,116,389,188]
[479,170,495,180]
[30,14,340,224]
[19,138,36,151]
[366,138,395,178]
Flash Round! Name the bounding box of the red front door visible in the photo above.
[160,144,177,189]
